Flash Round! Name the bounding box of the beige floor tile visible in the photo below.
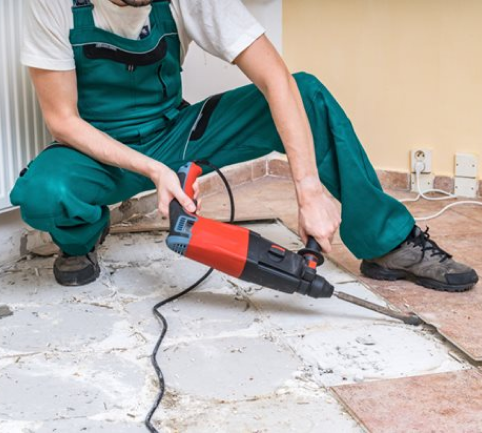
[333,369,482,433]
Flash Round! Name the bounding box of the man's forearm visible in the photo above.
[264,73,323,202]
[52,115,163,180]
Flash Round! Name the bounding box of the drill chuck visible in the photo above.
[306,275,335,298]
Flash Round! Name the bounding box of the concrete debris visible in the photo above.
[355,335,376,346]
[0,305,13,319]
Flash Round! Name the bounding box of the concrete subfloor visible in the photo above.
[0,216,471,433]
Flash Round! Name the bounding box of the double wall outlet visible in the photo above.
[454,153,479,198]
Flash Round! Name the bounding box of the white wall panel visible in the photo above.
[0,0,50,211]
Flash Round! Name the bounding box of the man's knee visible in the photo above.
[293,71,324,100]
[10,169,72,227]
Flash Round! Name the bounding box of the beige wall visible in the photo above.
[283,0,482,179]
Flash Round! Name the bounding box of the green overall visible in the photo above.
[10,0,414,259]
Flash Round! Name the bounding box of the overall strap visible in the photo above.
[72,0,95,29]
[151,0,176,28]
[72,0,168,5]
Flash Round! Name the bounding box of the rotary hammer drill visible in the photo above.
[166,162,334,299]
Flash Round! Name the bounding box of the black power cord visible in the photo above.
[145,160,235,433]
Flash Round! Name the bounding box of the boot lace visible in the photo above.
[408,227,452,263]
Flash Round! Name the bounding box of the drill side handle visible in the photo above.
[298,236,325,268]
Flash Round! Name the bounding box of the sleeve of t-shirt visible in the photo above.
[21,0,75,71]
[176,0,266,63]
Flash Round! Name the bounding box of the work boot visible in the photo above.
[53,224,110,287]
[360,226,479,292]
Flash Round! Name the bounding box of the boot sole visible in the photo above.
[54,262,100,287]
[360,261,476,292]
[54,222,109,287]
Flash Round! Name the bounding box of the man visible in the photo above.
[11,0,478,291]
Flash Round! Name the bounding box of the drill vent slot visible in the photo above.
[175,216,196,235]
[172,243,187,255]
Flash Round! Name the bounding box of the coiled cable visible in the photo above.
[145,160,235,432]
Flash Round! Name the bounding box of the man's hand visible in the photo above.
[149,162,198,217]
[297,177,341,254]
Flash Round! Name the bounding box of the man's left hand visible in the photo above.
[297,178,341,254]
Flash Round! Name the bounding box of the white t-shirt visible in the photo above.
[21,0,266,71]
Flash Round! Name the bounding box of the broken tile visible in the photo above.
[332,369,482,433]
[251,158,267,180]
[29,242,59,257]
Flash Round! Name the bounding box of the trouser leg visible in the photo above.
[158,72,414,259]
[10,145,147,256]
[294,73,415,258]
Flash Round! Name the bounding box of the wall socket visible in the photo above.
[411,149,432,173]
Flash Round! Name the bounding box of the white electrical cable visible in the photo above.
[400,161,482,221]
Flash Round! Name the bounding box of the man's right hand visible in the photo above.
[149,162,198,217]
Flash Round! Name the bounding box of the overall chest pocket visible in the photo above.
[84,39,171,104]
[83,38,168,68]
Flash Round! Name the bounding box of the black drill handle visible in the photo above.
[298,236,325,268]
[306,236,322,253]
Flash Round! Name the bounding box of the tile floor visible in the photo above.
[1,176,481,433]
